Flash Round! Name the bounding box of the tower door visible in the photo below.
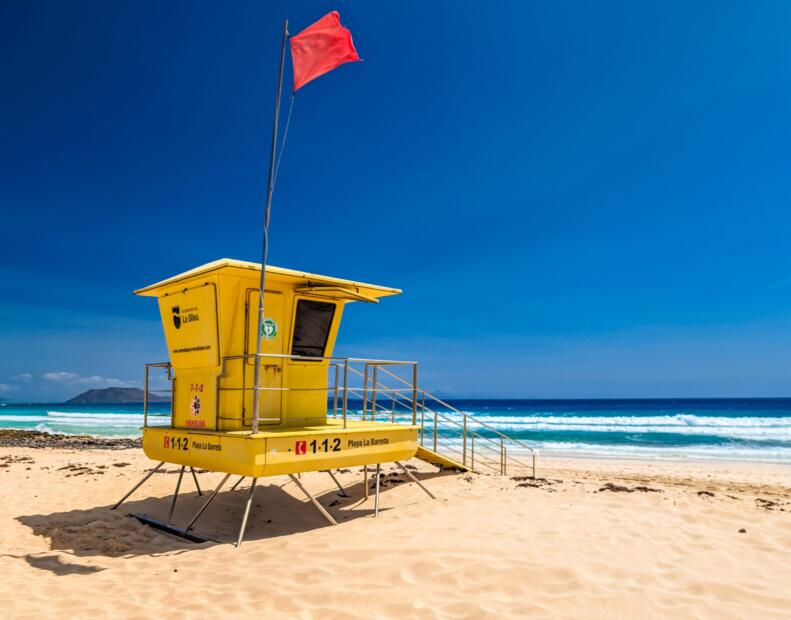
[245,289,284,426]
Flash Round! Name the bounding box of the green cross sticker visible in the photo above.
[261,318,278,339]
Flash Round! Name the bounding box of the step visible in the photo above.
[415,446,470,471]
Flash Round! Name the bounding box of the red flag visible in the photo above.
[290,11,360,92]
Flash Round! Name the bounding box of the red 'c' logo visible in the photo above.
[295,440,307,455]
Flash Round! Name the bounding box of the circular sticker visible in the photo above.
[261,318,278,339]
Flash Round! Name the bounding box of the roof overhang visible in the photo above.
[134,258,401,302]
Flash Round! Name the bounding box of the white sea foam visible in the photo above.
[518,441,791,463]
[0,415,49,422]
[451,413,791,428]
[432,413,791,441]
[46,411,148,421]
[0,410,167,435]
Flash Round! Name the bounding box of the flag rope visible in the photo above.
[273,94,295,187]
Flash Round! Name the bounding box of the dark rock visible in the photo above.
[755,498,778,510]
[598,482,661,493]
[0,430,140,450]
[515,477,559,489]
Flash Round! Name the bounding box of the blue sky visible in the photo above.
[3,1,791,401]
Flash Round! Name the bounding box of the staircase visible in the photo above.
[329,359,537,477]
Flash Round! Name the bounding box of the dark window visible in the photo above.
[291,300,336,359]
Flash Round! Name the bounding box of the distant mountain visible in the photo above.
[66,387,170,404]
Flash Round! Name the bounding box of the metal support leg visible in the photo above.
[183,473,231,532]
[326,470,349,497]
[364,466,369,499]
[395,461,436,500]
[111,461,165,510]
[231,476,245,491]
[288,474,338,526]
[167,466,185,525]
[374,463,381,517]
[190,467,203,496]
[235,478,258,547]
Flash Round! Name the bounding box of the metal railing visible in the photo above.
[341,362,536,477]
[143,362,174,427]
[143,354,536,477]
[216,353,418,432]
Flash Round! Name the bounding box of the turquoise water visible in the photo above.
[0,402,172,435]
[2,398,791,463]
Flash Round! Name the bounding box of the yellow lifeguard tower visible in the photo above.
[112,258,438,544]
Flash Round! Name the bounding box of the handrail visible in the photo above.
[377,364,536,457]
[344,363,536,475]
[355,371,514,455]
[223,352,418,365]
[343,385,531,475]
[217,353,418,431]
[422,390,537,456]
[143,362,173,428]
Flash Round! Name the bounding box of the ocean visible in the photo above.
[3,398,791,463]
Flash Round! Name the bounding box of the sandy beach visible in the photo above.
[0,444,788,619]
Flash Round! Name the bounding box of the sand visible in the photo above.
[1,448,790,619]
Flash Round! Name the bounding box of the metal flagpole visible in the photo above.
[252,18,289,434]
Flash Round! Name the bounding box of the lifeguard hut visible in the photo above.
[112,258,439,544]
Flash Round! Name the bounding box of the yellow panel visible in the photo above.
[244,289,284,425]
[263,426,417,476]
[283,363,330,426]
[143,428,265,476]
[142,422,418,477]
[284,297,343,425]
[158,283,220,369]
[172,370,217,430]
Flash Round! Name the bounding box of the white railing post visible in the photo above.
[420,392,425,445]
[371,365,378,422]
[462,415,467,467]
[342,360,349,429]
[362,364,369,420]
[332,364,339,418]
[411,363,418,425]
[143,365,149,428]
